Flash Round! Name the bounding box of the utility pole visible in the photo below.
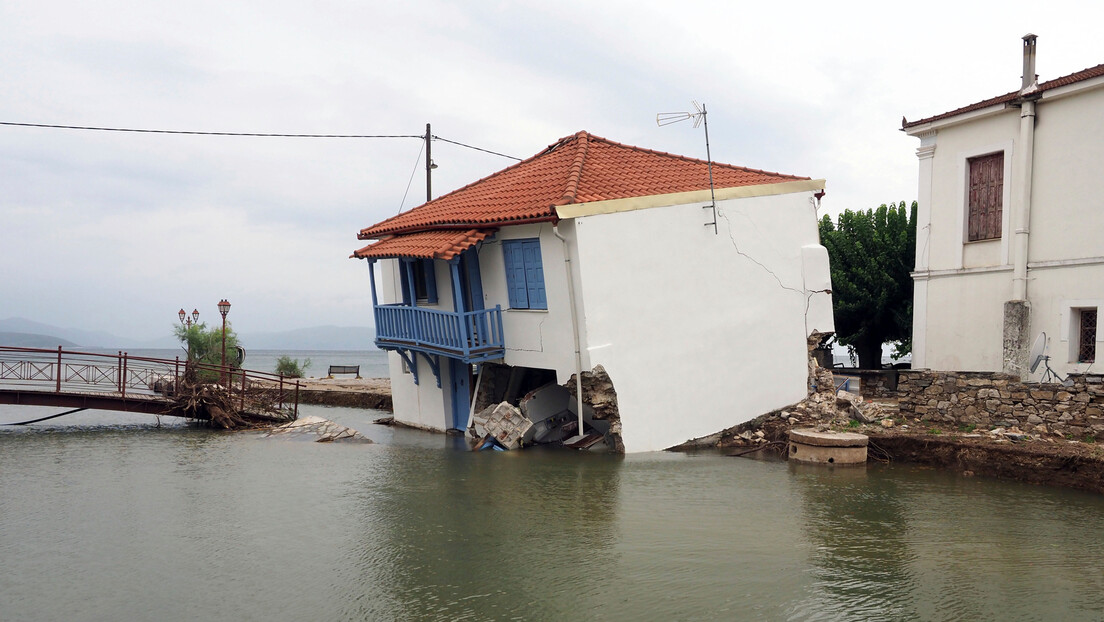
[425,123,433,202]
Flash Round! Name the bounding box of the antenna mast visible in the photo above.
[657,101,718,234]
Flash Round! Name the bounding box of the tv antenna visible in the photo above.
[657,101,718,234]
[1028,332,1065,383]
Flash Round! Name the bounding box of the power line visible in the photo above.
[0,121,421,139]
[0,120,523,160]
[432,135,521,161]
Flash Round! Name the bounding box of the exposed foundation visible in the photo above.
[472,362,624,453]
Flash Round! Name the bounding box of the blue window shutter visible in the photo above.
[422,258,438,304]
[399,261,412,305]
[521,240,547,310]
[503,241,528,309]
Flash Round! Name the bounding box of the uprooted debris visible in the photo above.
[165,364,295,429]
[264,415,371,443]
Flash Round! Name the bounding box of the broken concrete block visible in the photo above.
[481,402,532,450]
[264,415,371,443]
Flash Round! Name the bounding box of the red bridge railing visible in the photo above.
[0,346,299,419]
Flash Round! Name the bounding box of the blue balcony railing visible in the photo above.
[374,304,505,363]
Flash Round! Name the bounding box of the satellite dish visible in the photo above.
[1028,332,1047,373]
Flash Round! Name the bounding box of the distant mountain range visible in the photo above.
[0,317,376,351]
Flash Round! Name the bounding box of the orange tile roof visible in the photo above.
[357,131,809,239]
[351,229,492,261]
[903,63,1104,129]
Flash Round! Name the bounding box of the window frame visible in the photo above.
[966,151,1004,242]
[501,238,547,311]
[1077,307,1097,364]
[399,258,438,305]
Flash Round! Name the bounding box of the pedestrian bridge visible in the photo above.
[0,346,300,422]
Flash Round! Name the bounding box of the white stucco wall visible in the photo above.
[475,222,580,379]
[909,79,1104,377]
[569,190,832,452]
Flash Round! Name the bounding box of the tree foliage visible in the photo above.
[173,322,242,378]
[819,201,917,369]
[274,355,311,378]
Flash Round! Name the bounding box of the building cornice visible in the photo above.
[556,179,826,219]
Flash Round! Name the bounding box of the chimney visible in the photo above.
[1021,33,1038,91]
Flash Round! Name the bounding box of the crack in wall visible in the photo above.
[717,208,804,296]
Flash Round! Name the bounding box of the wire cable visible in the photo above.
[398,140,426,214]
[0,121,421,139]
[432,135,521,161]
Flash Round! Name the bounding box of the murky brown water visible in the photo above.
[2,404,1103,621]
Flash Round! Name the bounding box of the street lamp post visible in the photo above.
[178,308,200,328]
[218,299,231,384]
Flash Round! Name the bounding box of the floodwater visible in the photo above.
[2,405,1104,621]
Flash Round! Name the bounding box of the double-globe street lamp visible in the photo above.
[178,308,200,328]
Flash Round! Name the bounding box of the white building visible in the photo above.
[353,131,832,452]
[904,35,1104,379]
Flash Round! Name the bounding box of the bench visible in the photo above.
[327,365,361,379]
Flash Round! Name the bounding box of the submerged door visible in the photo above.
[448,358,470,430]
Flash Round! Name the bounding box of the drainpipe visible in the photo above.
[553,223,585,438]
[1012,34,1039,301]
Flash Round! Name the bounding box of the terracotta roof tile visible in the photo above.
[351,229,493,261]
[903,63,1104,129]
[357,131,808,239]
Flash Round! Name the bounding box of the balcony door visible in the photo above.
[448,357,471,430]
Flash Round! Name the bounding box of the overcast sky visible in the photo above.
[2,1,1102,342]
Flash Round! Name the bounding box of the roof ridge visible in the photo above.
[903,61,1104,129]
[581,131,807,180]
[558,131,590,205]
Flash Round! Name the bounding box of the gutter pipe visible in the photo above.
[1012,98,1035,300]
[553,223,585,438]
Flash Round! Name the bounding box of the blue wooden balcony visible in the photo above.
[374,304,505,364]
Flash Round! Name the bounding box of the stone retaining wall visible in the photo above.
[895,370,1104,439]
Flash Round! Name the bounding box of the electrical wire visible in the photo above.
[432,135,521,161]
[0,121,420,139]
[397,140,425,214]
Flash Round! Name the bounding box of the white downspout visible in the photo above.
[1013,34,1038,302]
[1012,98,1035,301]
[553,223,585,437]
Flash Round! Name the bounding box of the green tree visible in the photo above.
[174,322,242,379]
[819,201,917,369]
[274,355,311,378]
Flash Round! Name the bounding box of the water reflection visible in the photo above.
[787,463,1104,621]
[786,463,919,620]
[345,447,623,620]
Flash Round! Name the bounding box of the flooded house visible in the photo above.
[352,131,833,452]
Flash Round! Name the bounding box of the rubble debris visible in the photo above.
[264,415,371,443]
[472,402,532,450]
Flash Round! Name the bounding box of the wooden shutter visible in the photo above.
[502,241,529,309]
[968,153,1004,241]
[521,240,547,310]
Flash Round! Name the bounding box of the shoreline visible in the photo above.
[287,376,1104,494]
[285,377,393,411]
[674,399,1104,495]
